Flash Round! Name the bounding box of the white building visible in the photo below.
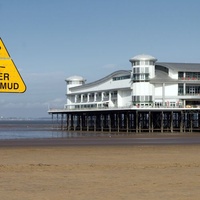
[64,54,200,110]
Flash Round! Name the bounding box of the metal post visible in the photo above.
[117,113,120,132]
[86,115,89,131]
[61,113,63,130]
[109,114,111,132]
[161,111,163,133]
[80,114,82,131]
[170,111,173,133]
[126,112,129,133]
[94,115,96,132]
[101,114,103,132]
[136,111,138,133]
[148,111,151,133]
[180,111,183,133]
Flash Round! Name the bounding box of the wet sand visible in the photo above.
[0,144,200,199]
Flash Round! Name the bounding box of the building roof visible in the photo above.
[156,62,200,72]
[129,54,157,62]
[65,75,85,82]
[150,70,177,84]
[151,63,200,84]
[69,70,131,92]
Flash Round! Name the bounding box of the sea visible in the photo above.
[0,119,71,140]
[0,119,111,140]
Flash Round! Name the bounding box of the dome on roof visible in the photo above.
[129,54,157,62]
[65,75,85,82]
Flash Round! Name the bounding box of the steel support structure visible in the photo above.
[50,109,200,133]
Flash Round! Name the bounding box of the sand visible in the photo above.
[0,145,200,200]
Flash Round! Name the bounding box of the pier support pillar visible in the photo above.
[94,116,96,132]
[101,114,104,132]
[108,114,111,132]
[136,111,138,133]
[61,114,64,130]
[117,113,120,132]
[67,114,70,131]
[126,112,129,133]
[180,111,183,133]
[161,111,163,133]
[170,111,173,133]
[148,111,151,133]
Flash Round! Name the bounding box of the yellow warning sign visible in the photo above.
[0,39,10,59]
[0,38,26,93]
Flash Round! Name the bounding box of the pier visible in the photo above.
[48,108,200,133]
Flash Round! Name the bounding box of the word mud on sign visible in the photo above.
[0,38,26,93]
[0,82,19,90]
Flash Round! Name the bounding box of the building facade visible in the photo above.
[64,54,200,110]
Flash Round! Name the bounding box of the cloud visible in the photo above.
[0,96,65,109]
[0,70,67,118]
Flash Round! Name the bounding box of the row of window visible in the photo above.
[132,74,149,82]
[178,84,200,95]
[74,103,110,109]
[178,72,200,80]
[132,61,155,66]
[132,67,149,74]
[66,80,84,85]
[132,95,153,102]
[75,91,118,100]
[154,102,177,107]
[113,75,130,81]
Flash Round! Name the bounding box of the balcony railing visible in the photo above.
[179,77,200,81]
[178,93,200,96]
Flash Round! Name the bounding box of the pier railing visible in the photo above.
[48,104,200,113]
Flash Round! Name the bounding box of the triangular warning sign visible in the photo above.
[0,38,10,58]
[0,38,26,93]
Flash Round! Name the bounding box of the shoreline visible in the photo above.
[0,133,200,148]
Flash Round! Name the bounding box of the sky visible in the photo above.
[0,0,200,118]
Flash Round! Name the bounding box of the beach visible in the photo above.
[0,144,200,200]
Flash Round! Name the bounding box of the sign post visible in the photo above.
[0,38,26,93]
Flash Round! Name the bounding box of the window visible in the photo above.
[178,84,183,95]
[111,91,117,97]
[132,95,153,102]
[149,61,154,65]
[132,74,149,82]
[178,72,184,79]
[140,67,145,73]
[185,72,200,80]
[185,85,200,95]
[67,81,72,84]
[136,61,140,65]
[113,75,131,81]
[145,67,149,73]
[140,74,145,80]
[170,102,176,107]
[140,61,145,65]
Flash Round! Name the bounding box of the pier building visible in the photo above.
[48,54,200,133]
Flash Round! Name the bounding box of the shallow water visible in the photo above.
[0,119,63,140]
[0,119,113,140]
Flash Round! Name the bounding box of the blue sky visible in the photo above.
[0,0,200,118]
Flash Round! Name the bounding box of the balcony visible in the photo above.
[179,77,200,81]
